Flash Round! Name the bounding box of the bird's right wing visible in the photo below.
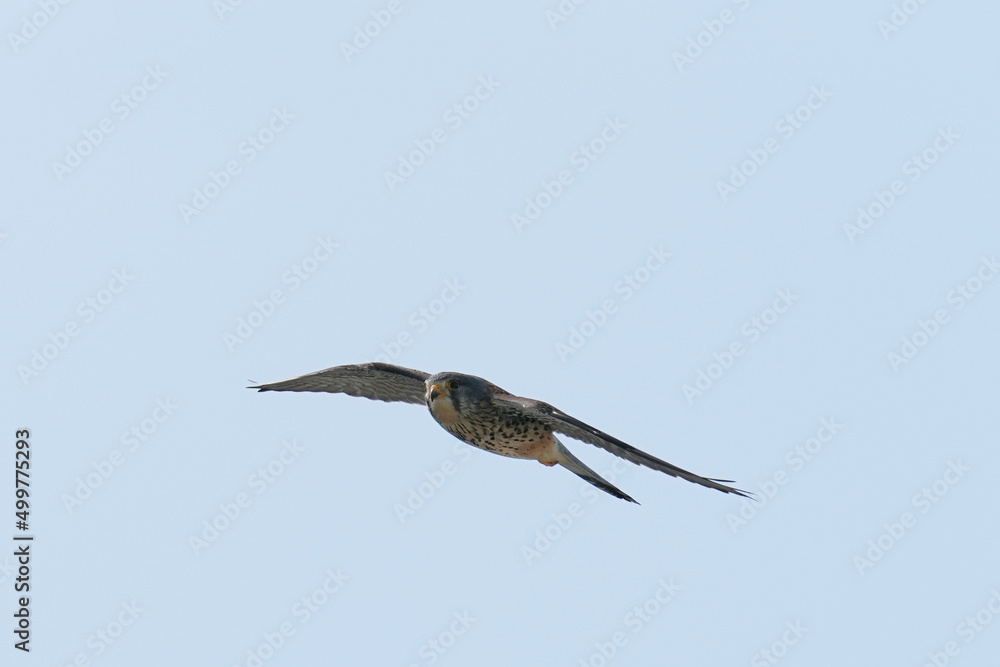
[493,394,751,498]
[251,362,430,405]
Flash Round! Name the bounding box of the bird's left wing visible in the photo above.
[251,362,430,405]
[493,394,751,498]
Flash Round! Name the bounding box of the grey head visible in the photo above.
[425,371,494,413]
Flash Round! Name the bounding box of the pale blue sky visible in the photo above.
[3,1,998,665]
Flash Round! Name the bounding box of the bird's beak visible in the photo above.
[428,384,444,401]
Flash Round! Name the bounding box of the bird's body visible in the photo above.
[253,362,749,504]
[426,379,558,463]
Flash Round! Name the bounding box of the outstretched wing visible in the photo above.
[493,394,751,498]
[251,362,430,405]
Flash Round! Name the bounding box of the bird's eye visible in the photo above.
[447,380,459,390]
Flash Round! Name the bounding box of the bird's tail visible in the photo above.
[555,439,638,504]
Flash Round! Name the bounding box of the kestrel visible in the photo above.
[252,362,749,504]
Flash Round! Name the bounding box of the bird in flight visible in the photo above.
[251,362,749,504]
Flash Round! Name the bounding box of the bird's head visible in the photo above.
[425,372,491,415]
